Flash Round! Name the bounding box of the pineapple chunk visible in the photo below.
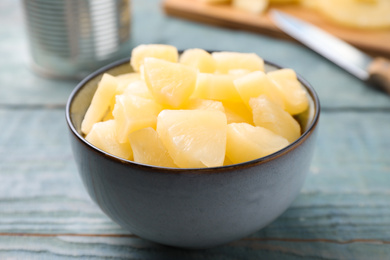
[105,73,142,120]
[250,95,301,143]
[223,156,234,166]
[223,101,253,124]
[123,80,153,99]
[157,109,227,168]
[102,110,114,122]
[226,123,289,164]
[183,98,225,112]
[197,0,232,3]
[267,69,309,115]
[179,48,216,73]
[317,0,390,29]
[81,74,118,135]
[270,0,300,3]
[355,0,377,3]
[300,0,319,9]
[85,120,133,160]
[129,127,177,167]
[143,58,197,108]
[228,69,251,76]
[232,0,269,14]
[234,70,284,110]
[115,72,142,94]
[130,44,178,72]
[212,51,264,73]
[113,93,163,143]
[193,73,242,102]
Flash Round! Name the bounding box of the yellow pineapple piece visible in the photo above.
[300,0,319,9]
[212,51,264,74]
[234,70,284,110]
[105,80,154,122]
[105,74,143,120]
[223,156,234,166]
[179,48,216,73]
[250,95,301,143]
[102,110,114,122]
[232,0,269,14]
[116,72,141,81]
[123,80,153,99]
[183,98,225,112]
[113,93,163,143]
[115,72,141,94]
[197,0,232,3]
[317,0,390,29]
[193,73,242,102]
[226,123,289,164]
[85,120,133,160]
[267,69,309,115]
[157,109,227,168]
[81,74,118,135]
[270,0,300,3]
[129,127,177,168]
[143,58,197,108]
[228,69,251,76]
[130,44,178,72]
[223,101,253,124]
[355,0,377,3]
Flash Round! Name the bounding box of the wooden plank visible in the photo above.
[0,234,389,259]
[163,0,390,58]
[1,109,389,247]
[1,192,389,240]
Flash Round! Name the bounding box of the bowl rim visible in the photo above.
[66,56,320,173]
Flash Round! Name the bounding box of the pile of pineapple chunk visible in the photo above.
[203,0,390,29]
[81,44,309,168]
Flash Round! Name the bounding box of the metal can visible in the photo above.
[22,0,131,79]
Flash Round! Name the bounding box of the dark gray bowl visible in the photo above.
[66,57,320,249]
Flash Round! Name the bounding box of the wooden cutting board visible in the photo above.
[163,0,390,58]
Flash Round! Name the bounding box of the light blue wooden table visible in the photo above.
[1,0,390,259]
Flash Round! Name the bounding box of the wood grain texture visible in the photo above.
[0,235,389,259]
[1,108,390,259]
[163,0,390,58]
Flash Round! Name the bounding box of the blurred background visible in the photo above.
[22,0,131,80]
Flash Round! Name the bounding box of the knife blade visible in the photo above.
[271,10,390,94]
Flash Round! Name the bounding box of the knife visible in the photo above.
[271,10,390,94]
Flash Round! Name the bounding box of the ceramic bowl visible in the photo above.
[66,57,320,249]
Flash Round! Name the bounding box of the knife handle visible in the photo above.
[368,57,390,95]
